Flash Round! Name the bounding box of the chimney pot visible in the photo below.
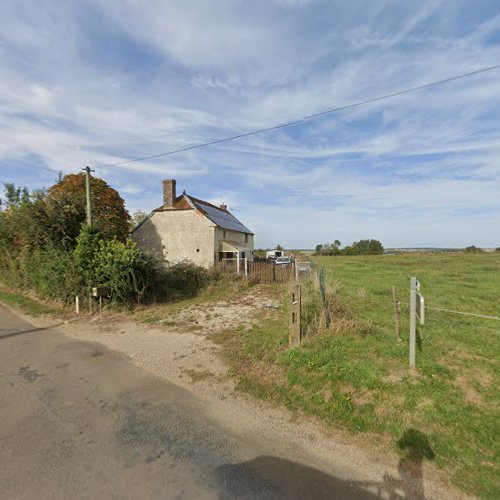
[163,179,176,208]
[220,203,227,211]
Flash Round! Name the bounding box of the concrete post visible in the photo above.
[409,277,417,369]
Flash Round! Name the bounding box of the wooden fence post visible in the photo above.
[289,283,301,346]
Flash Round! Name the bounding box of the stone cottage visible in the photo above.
[132,180,254,268]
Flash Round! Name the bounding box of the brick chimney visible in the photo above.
[220,203,227,211]
[162,179,176,208]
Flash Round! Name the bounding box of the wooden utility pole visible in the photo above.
[83,166,94,226]
[392,286,401,341]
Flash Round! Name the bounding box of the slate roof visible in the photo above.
[186,195,254,235]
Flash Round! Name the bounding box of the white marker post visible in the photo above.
[409,277,417,369]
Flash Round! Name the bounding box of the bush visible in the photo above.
[314,239,384,256]
[464,245,483,253]
[345,239,384,255]
[145,261,210,302]
[0,245,77,303]
[74,225,103,293]
[24,247,77,302]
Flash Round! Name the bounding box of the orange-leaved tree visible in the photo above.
[47,173,130,245]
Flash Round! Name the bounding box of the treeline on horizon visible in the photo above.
[314,239,384,256]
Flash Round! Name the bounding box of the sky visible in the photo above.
[1,0,500,249]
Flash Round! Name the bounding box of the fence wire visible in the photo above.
[399,301,500,322]
[310,261,330,328]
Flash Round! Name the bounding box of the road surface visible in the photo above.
[0,304,385,499]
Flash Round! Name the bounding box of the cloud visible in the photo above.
[0,0,499,247]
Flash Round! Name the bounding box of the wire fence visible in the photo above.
[399,301,500,322]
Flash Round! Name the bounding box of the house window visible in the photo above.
[241,251,246,258]
[245,234,248,243]
[223,230,226,239]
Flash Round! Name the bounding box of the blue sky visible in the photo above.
[1,0,499,248]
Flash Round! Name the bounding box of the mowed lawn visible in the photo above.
[219,253,499,498]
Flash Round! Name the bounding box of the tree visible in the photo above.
[1,183,30,209]
[130,210,149,231]
[464,245,482,253]
[47,173,130,244]
[345,239,384,255]
[276,244,284,251]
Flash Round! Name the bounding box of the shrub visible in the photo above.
[0,245,77,303]
[464,245,483,253]
[346,239,384,255]
[24,247,78,302]
[74,225,157,305]
[145,261,210,302]
[314,239,383,256]
[90,238,156,305]
[74,225,103,293]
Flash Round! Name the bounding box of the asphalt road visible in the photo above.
[0,304,377,499]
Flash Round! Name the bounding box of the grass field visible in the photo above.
[214,253,500,498]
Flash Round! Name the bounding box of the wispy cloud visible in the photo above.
[0,0,499,247]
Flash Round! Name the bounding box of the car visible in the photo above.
[275,256,292,265]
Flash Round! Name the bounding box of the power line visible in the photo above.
[98,64,500,168]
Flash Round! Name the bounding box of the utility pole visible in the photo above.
[83,166,94,226]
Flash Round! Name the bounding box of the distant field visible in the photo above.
[219,253,500,498]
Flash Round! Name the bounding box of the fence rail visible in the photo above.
[216,259,296,283]
[247,262,295,283]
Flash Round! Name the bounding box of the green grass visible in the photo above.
[213,253,500,498]
[0,286,57,316]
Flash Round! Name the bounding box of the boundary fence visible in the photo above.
[217,259,296,283]
[248,261,295,283]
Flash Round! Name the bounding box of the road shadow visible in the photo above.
[215,434,435,500]
[0,325,62,341]
[216,454,376,499]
